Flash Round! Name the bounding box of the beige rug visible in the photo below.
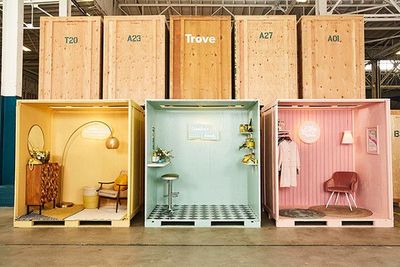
[310,205,373,218]
[65,206,127,221]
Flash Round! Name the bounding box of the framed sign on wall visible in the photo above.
[366,126,379,155]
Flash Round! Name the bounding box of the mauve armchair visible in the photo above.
[324,171,359,211]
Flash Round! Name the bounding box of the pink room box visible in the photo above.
[261,99,393,227]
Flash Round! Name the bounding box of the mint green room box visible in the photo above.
[145,100,261,227]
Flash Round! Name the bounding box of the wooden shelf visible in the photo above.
[147,161,171,168]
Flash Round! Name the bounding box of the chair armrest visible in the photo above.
[324,178,335,191]
[350,180,358,193]
[97,181,114,191]
[98,181,114,184]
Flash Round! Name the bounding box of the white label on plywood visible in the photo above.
[185,34,216,44]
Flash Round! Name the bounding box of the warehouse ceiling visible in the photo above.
[0,0,105,78]
[0,0,399,82]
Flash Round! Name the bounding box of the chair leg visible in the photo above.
[335,192,340,205]
[345,193,353,211]
[326,192,335,208]
[349,193,357,208]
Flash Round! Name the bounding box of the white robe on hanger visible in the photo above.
[278,140,300,187]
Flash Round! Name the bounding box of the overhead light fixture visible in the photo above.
[23,46,31,52]
[159,104,245,109]
[396,50,400,55]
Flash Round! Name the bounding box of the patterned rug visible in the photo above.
[17,213,60,221]
[148,205,258,220]
[309,205,373,218]
[279,208,325,219]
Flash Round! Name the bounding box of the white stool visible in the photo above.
[161,173,179,215]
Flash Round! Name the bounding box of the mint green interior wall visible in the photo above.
[145,103,158,218]
[145,100,260,217]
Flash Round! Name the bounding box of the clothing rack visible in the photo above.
[278,130,292,143]
[278,130,291,137]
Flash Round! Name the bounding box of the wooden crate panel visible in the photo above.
[103,16,166,105]
[298,16,365,99]
[39,17,102,99]
[170,16,232,99]
[235,16,298,106]
[392,111,400,200]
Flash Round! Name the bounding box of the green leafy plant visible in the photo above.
[154,147,173,163]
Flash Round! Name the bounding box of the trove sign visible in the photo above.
[185,34,217,44]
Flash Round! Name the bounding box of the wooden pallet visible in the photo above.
[145,219,260,228]
[275,218,393,228]
[14,219,131,228]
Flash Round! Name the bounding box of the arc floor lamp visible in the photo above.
[57,120,120,208]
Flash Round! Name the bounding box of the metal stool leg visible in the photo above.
[167,180,173,212]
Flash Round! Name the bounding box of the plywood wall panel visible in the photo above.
[39,17,102,99]
[170,16,231,99]
[392,111,400,200]
[298,16,365,99]
[103,16,166,105]
[235,16,298,105]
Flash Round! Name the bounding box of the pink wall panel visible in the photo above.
[354,102,391,218]
[278,109,354,207]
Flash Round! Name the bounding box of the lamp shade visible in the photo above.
[342,130,353,144]
[106,136,120,149]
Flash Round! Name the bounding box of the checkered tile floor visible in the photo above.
[147,204,258,220]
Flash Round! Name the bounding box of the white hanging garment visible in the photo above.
[278,140,300,187]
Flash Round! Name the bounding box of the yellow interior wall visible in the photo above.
[51,110,129,205]
[15,104,52,218]
[130,105,145,215]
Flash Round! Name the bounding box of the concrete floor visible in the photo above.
[1,207,400,266]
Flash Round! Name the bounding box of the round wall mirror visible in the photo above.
[28,125,45,156]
